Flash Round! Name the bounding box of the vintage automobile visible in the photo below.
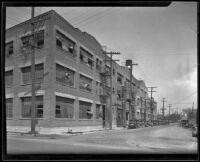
[127,120,137,129]
[180,119,189,128]
[192,126,198,138]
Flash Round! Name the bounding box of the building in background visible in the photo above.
[5,10,157,128]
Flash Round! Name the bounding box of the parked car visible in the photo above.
[127,120,137,129]
[192,126,198,138]
[180,119,189,128]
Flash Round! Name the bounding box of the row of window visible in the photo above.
[6,30,145,93]
[5,65,149,100]
[5,63,104,94]
[5,63,44,87]
[56,30,104,71]
[5,29,103,72]
[5,30,45,57]
[6,96,102,119]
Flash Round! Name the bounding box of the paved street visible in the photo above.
[7,123,197,154]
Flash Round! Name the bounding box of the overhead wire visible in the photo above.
[7,16,20,23]
[171,91,197,105]
[77,8,117,28]
[69,7,102,23]
[73,7,114,27]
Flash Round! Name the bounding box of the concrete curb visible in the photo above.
[7,127,124,137]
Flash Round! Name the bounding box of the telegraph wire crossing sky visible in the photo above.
[5,2,197,113]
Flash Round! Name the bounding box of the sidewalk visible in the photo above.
[7,125,124,136]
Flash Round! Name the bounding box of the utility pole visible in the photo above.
[104,51,120,130]
[141,97,149,122]
[161,98,167,118]
[168,104,171,124]
[148,87,157,120]
[126,60,138,124]
[192,102,194,118]
[122,85,127,127]
[30,7,36,135]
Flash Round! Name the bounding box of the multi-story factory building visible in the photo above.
[5,10,157,128]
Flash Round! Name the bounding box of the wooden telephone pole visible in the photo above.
[148,87,157,120]
[104,51,120,130]
[30,7,37,135]
[161,98,167,118]
[168,104,171,124]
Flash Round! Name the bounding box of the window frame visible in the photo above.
[96,104,102,119]
[55,96,74,119]
[56,63,75,87]
[21,63,44,85]
[21,96,44,118]
[79,101,93,119]
[80,47,94,69]
[6,98,13,118]
[5,70,13,88]
[5,41,14,57]
[79,74,93,92]
[56,30,76,56]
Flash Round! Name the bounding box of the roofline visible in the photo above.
[6,10,54,32]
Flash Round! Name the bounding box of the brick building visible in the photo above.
[5,10,157,128]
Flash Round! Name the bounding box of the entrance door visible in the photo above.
[117,109,123,127]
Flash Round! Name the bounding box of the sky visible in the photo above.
[5,2,197,114]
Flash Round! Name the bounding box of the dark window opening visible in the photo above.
[37,39,44,47]
[55,105,61,118]
[6,41,14,57]
[56,39,62,48]
[80,54,84,62]
[88,59,94,69]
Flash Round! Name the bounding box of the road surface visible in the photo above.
[6,123,197,154]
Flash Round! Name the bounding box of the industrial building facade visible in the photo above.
[5,10,157,128]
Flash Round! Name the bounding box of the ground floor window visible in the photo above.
[6,98,13,118]
[79,101,92,119]
[96,104,102,119]
[55,96,74,118]
[126,112,129,121]
[21,96,43,118]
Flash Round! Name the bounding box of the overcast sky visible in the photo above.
[6,2,197,114]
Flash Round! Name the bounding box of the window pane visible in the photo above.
[79,101,92,119]
[96,104,101,119]
[80,47,94,68]
[21,97,31,118]
[56,30,75,54]
[56,39,62,48]
[36,30,44,47]
[56,64,74,86]
[79,75,92,92]
[21,64,44,84]
[55,96,74,118]
[6,98,13,118]
[5,70,13,87]
[35,64,44,82]
[21,96,43,118]
[6,41,13,57]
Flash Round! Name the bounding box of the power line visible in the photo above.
[7,16,23,23]
[73,7,113,26]
[172,102,196,105]
[69,7,103,23]
[172,91,197,105]
[77,8,116,28]
[73,7,112,26]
